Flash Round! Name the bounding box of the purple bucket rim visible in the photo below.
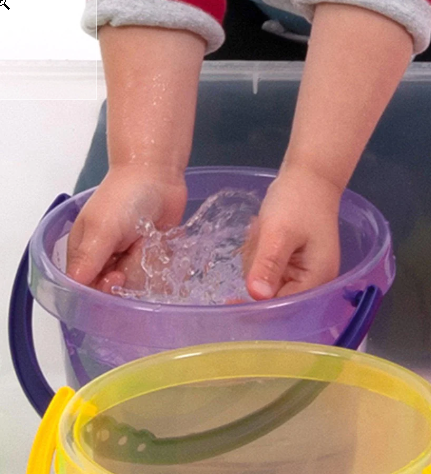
[29,166,393,315]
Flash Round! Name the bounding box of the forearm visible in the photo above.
[284,3,413,192]
[99,25,205,181]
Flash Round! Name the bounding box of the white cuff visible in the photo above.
[263,0,431,54]
[82,0,225,54]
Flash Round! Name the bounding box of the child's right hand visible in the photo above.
[66,25,205,293]
[66,165,187,292]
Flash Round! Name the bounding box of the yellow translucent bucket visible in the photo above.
[27,342,431,474]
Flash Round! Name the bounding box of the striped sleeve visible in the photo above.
[82,0,227,54]
[262,0,431,54]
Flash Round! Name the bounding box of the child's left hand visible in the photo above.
[243,164,341,299]
[240,2,413,300]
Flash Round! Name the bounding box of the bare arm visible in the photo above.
[284,3,413,189]
[247,4,414,299]
[99,25,205,182]
[67,26,205,286]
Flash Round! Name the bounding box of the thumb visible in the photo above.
[245,223,298,300]
[66,219,118,286]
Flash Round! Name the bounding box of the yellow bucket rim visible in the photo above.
[34,342,431,474]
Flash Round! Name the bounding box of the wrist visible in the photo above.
[108,135,189,179]
[108,158,187,188]
[278,159,343,212]
[282,148,350,197]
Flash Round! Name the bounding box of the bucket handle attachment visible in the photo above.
[26,386,75,474]
[335,284,382,350]
[9,194,70,417]
[9,194,382,418]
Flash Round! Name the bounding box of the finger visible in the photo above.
[66,218,118,286]
[225,298,248,305]
[115,238,148,289]
[246,223,300,300]
[240,217,259,276]
[95,271,127,294]
[276,242,340,297]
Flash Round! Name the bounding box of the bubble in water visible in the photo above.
[112,189,261,305]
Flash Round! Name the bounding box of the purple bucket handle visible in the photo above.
[8,194,383,418]
[335,285,382,349]
[9,194,70,417]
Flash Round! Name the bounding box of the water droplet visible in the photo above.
[137,443,147,452]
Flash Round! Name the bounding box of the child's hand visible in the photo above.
[66,165,187,292]
[66,25,204,292]
[243,165,341,299]
[241,2,413,300]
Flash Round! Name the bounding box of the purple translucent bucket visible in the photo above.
[9,167,394,415]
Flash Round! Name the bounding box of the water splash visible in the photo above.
[112,189,261,305]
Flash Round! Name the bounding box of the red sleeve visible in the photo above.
[178,0,226,24]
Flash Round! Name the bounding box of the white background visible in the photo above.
[0,89,106,474]
[0,0,103,470]
[0,0,101,99]
[0,0,100,60]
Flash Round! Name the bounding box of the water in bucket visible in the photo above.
[112,188,261,305]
